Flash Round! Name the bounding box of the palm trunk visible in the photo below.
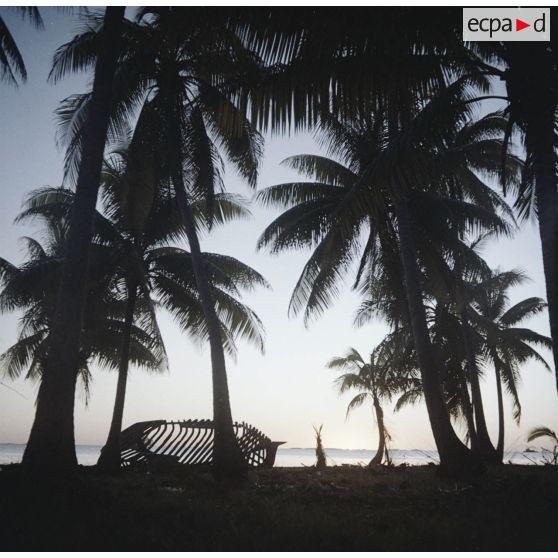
[393,195,478,474]
[458,374,478,451]
[533,130,558,394]
[22,7,125,471]
[173,176,245,477]
[97,281,137,472]
[460,314,497,460]
[492,349,505,460]
[164,93,245,477]
[369,396,385,466]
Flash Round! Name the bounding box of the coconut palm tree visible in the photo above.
[0,231,166,407]
[0,7,43,85]
[421,232,500,460]
[470,269,552,460]
[383,300,482,452]
[17,156,268,471]
[22,6,125,471]
[47,7,265,475]
[257,93,516,472]
[327,346,403,466]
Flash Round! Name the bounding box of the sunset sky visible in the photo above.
[1,7,556,452]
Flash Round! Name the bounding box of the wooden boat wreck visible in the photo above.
[119,419,284,469]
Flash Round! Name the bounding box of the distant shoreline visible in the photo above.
[1,444,553,467]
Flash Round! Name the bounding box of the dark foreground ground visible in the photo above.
[0,464,557,551]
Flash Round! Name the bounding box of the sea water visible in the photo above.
[0,443,553,467]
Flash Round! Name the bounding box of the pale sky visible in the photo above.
[0,7,556,452]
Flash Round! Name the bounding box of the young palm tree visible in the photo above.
[48,7,264,476]
[0,7,43,85]
[327,347,402,466]
[257,95,516,472]
[470,269,552,460]
[23,6,125,471]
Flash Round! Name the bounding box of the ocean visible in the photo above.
[0,444,552,467]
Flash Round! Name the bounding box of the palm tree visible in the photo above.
[383,300,482,452]
[327,347,402,466]
[248,8,558,400]
[48,7,264,476]
[18,160,268,471]
[527,426,558,465]
[0,231,166,410]
[470,269,552,460]
[0,7,43,85]
[257,95,516,472]
[23,6,125,471]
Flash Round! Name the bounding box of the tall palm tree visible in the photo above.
[48,7,265,476]
[18,164,268,471]
[470,269,552,460]
[257,95,516,472]
[327,346,403,466]
[0,7,43,85]
[23,6,125,471]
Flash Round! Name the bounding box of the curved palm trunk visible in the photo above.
[173,177,246,478]
[22,7,125,471]
[97,282,137,472]
[369,396,385,466]
[460,315,497,461]
[394,196,479,474]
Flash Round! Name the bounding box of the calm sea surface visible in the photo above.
[0,444,552,467]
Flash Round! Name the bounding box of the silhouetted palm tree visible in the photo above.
[257,94,515,472]
[48,7,264,475]
[23,6,125,471]
[327,347,402,466]
[470,269,552,460]
[0,231,166,406]
[18,168,268,470]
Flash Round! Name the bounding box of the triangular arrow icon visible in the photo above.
[516,19,530,31]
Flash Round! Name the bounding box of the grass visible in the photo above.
[0,464,557,551]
